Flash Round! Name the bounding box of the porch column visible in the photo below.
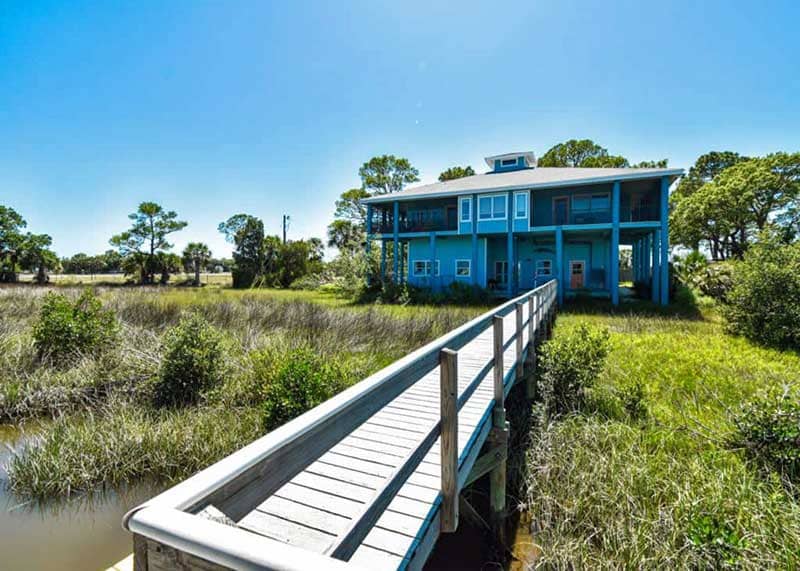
[610,180,621,305]
[651,230,660,303]
[507,191,514,297]
[643,234,650,281]
[365,204,373,286]
[660,176,670,305]
[632,240,638,283]
[555,227,564,305]
[400,242,405,284]
[471,193,478,287]
[429,232,437,291]
[380,239,387,282]
[392,201,399,284]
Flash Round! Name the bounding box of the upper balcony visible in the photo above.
[370,198,458,234]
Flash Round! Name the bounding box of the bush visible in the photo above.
[538,323,610,417]
[258,347,353,430]
[722,239,800,348]
[731,389,800,483]
[32,289,118,362]
[156,313,225,407]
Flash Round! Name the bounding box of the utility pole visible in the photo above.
[282,214,290,244]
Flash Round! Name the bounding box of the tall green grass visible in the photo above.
[0,285,483,499]
[523,301,800,568]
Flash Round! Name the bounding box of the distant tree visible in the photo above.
[334,188,371,225]
[359,155,419,195]
[671,152,800,260]
[632,159,669,168]
[539,139,615,167]
[327,219,364,253]
[102,249,123,273]
[438,165,475,181]
[0,206,27,282]
[110,202,187,284]
[538,139,666,169]
[672,151,748,203]
[182,242,212,286]
[219,214,265,288]
[157,252,183,285]
[19,233,59,284]
[307,237,325,272]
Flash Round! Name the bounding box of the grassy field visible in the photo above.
[0,285,485,498]
[18,272,234,287]
[523,296,800,569]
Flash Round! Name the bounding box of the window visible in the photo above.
[494,260,508,285]
[412,260,440,277]
[514,192,528,218]
[501,158,517,167]
[572,195,591,211]
[460,197,471,223]
[413,260,430,277]
[455,259,471,277]
[591,194,610,210]
[478,194,507,220]
[535,259,552,276]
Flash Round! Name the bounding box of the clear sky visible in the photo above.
[2,0,799,258]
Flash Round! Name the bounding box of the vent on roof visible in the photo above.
[485,151,536,173]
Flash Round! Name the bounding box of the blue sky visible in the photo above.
[1,0,799,258]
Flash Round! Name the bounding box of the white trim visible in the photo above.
[494,260,509,285]
[362,169,684,204]
[514,190,529,220]
[459,196,472,224]
[455,259,471,278]
[484,151,536,169]
[477,192,507,221]
[412,259,439,277]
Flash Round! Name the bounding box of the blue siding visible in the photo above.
[407,236,487,289]
[477,219,507,234]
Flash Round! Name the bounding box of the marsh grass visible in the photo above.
[0,285,482,500]
[523,300,800,568]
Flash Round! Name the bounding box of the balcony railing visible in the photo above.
[370,207,458,234]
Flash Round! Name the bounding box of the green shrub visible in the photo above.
[722,239,800,348]
[732,389,800,483]
[618,379,649,422]
[32,289,118,362]
[156,313,225,407]
[538,323,610,417]
[686,510,746,567]
[258,347,353,430]
[444,281,490,305]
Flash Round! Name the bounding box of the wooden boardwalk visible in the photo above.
[124,281,557,571]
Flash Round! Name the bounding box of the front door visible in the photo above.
[570,260,585,289]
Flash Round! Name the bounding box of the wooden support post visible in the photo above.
[440,348,459,533]
[515,302,524,382]
[490,315,508,544]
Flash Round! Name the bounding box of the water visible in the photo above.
[0,424,155,571]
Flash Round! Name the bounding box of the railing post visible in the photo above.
[439,348,458,533]
[490,315,508,543]
[526,294,538,400]
[515,302,524,382]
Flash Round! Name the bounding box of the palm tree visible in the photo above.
[182,242,212,286]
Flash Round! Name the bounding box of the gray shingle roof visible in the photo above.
[363,167,683,203]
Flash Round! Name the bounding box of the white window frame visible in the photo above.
[494,260,508,284]
[455,259,471,278]
[478,193,507,221]
[535,259,552,276]
[412,259,440,277]
[514,191,529,219]
[459,196,472,223]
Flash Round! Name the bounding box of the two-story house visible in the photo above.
[363,151,682,305]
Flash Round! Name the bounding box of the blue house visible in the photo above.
[363,151,683,305]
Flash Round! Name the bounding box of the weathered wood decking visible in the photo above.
[123,281,557,571]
